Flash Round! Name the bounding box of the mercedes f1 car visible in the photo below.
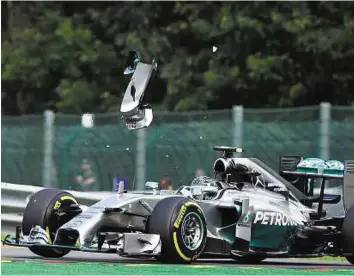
[3,146,354,264]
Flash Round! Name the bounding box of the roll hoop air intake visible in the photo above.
[212,146,245,175]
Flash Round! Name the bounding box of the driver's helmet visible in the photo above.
[190,176,221,200]
[190,176,220,188]
[230,162,251,183]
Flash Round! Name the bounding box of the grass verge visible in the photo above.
[1,262,354,275]
[2,233,10,240]
[301,256,346,261]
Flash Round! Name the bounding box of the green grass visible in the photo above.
[301,256,346,261]
[1,262,354,275]
[1,233,11,240]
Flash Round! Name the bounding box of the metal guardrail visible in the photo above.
[1,182,147,234]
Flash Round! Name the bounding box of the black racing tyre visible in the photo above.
[232,255,266,264]
[342,205,354,265]
[22,188,78,258]
[346,256,354,265]
[147,196,207,264]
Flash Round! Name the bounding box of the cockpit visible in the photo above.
[178,161,261,200]
[155,147,303,203]
[174,147,300,202]
[175,176,222,200]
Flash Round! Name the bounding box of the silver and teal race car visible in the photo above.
[3,146,354,265]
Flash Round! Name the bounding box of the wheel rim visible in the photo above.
[181,212,204,251]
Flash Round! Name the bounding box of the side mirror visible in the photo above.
[124,51,140,75]
[145,181,159,190]
[176,186,193,197]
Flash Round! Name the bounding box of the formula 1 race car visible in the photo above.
[3,146,354,265]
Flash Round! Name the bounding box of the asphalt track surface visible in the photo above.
[1,246,353,270]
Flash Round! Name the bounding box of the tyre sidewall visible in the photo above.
[23,189,77,236]
[44,193,78,242]
[22,189,78,257]
[168,199,207,262]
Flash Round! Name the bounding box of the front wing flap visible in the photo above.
[2,226,161,257]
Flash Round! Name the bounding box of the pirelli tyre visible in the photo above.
[22,188,78,258]
[148,197,207,263]
[342,205,354,265]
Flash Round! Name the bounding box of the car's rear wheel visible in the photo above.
[22,188,78,258]
[342,205,354,262]
[147,197,207,263]
[342,205,354,265]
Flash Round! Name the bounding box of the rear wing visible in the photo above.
[344,161,354,212]
[279,156,354,212]
[279,156,344,180]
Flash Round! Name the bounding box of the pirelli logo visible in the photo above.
[173,205,187,229]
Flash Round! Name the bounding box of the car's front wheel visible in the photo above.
[147,197,207,263]
[22,188,78,258]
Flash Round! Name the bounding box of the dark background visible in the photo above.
[2,1,354,116]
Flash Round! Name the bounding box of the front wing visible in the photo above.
[2,226,162,257]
